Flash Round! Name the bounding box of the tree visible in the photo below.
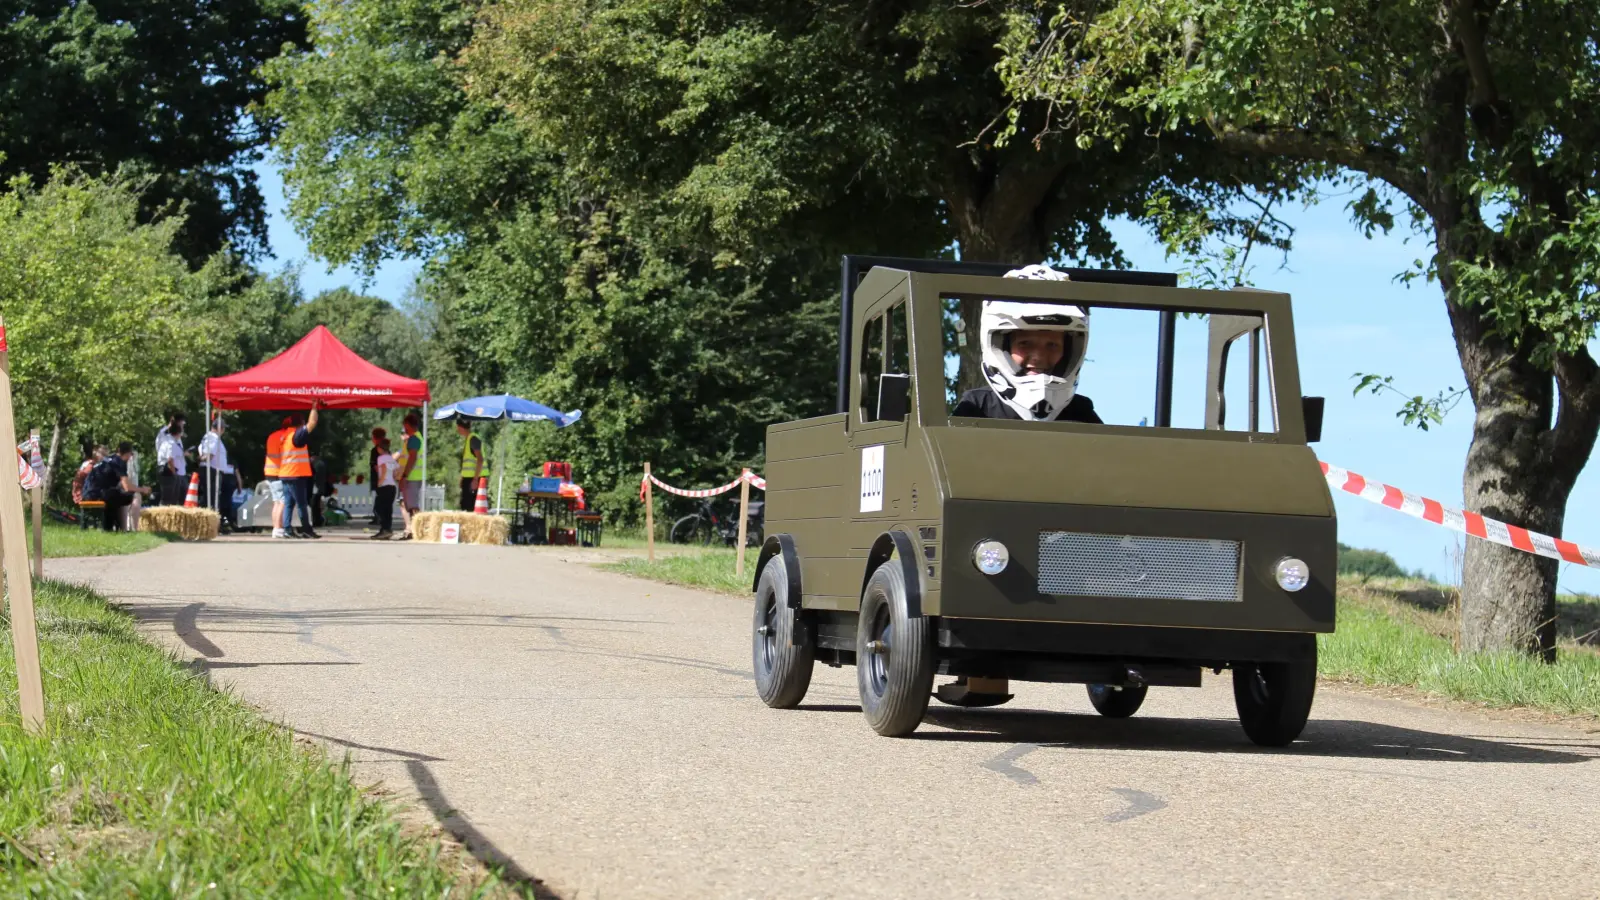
[997,0,1600,658]
[0,0,307,263]
[0,170,225,489]
[263,0,853,515]
[459,0,1271,390]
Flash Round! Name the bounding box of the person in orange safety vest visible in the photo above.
[276,402,321,539]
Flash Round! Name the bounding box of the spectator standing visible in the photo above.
[370,435,398,540]
[368,427,386,490]
[84,442,151,531]
[264,415,294,538]
[199,416,238,533]
[456,420,487,512]
[395,411,423,540]
[279,403,321,539]
[155,413,188,506]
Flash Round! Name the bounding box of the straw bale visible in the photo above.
[138,506,220,541]
[410,510,509,545]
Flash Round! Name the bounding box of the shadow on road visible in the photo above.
[917,707,1596,764]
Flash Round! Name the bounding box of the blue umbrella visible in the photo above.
[433,394,582,511]
[432,393,582,427]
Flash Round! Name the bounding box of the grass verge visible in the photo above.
[1,579,529,896]
[1324,578,1600,719]
[27,519,168,558]
[600,547,750,595]
[602,555,1600,721]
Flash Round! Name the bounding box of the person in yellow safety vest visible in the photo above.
[277,402,321,539]
[394,411,424,540]
[264,415,296,539]
[456,419,488,512]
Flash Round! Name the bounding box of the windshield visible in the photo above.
[939,293,1278,433]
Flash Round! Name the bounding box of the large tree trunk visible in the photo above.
[941,157,1067,394]
[1437,232,1600,659]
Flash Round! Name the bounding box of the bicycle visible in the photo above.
[669,497,763,548]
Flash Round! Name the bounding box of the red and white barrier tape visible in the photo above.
[642,468,765,500]
[1321,461,1600,568]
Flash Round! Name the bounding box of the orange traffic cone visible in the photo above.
[473,476,490,515]
[183,472,200,508]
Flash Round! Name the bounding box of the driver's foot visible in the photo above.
[934,676,1014,708]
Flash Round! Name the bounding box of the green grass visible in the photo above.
[1321,580,1600,718]
[600,547,752,595]
[26,519,168,559]
[1,580,528,896]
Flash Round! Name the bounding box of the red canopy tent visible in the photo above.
[204,326,433,507]
[206,325,430,410]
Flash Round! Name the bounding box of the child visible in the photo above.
[370,436,398,540]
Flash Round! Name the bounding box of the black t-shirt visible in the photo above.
[85,457,128,499]
[950,388,1102,424]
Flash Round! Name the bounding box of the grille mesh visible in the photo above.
[1037,531,1241,602]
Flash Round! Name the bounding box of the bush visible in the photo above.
[1337,542,1409,579]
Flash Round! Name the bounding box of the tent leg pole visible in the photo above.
[205,398,213,510]
[421,402,428,512]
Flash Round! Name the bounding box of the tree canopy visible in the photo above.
[0,170,227,482]
[0,0,307,263]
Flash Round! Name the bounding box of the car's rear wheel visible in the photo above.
[856,561,935,736]
[752,556,813,708]
[1232,648,1317,747]
[1086,683,1147,718]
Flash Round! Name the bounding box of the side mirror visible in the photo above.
[1302,396,1324,443]
[878,374,910,422]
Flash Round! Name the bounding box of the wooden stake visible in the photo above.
[735,470,750,577]
[644,463,654,562]
[29,429,41,581]
[0,319,45,732]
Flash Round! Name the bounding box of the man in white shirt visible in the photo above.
[154,413,189,506]
[199,416,237,531]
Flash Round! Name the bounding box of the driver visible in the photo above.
[951,263,1102,424]
[941,264,1099,709]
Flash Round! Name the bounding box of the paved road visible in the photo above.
[51,539,1600,899]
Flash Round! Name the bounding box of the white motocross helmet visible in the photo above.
[979,264,1090,421]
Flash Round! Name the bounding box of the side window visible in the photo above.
[1210,317,1277,433]
[886,302,910,376]
[859,312,885,423]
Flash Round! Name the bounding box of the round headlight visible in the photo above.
[1275,557,1310,592]
[973,540,1010,576]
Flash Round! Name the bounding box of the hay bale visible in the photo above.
[410,510,509,545]
[138,506,220,541]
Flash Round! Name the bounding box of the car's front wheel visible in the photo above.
[856,561,935,737]
[1232,648,1317,747]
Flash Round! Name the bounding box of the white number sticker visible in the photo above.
[860,445,884,513]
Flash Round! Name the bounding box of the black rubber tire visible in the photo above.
[668,514,707,545]
[1232,647,1318,747]
[752,556,814,708]
[856,561,935,737]
[1086,683,1147,718]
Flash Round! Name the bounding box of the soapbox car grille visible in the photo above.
[1037,532,1242,602]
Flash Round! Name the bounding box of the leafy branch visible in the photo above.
[1351,373,1468,431]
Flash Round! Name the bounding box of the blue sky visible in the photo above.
[256,162,1600,593]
